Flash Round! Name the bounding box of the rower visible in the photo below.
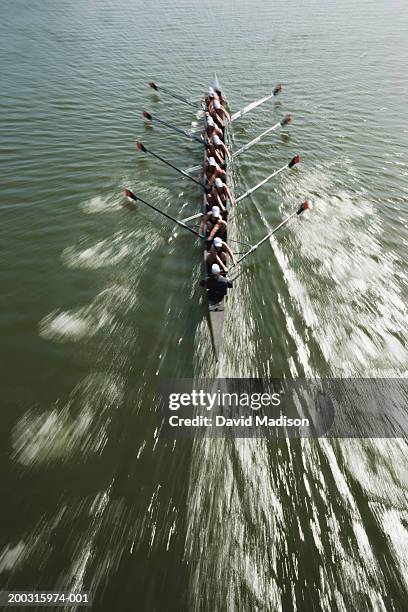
[205,115,223,141]
[204,86,216,106]
[206,157,227,189]
[199,206,227,241]
[205,156,219,183]
[210,134,230,162]
[206,191,224,214]
[206,236,236,272]
[213,176,236,209]
[212,134,231,158]
[200,264,233,304]
[214,87,225,105]
[206,135,225,166]
[210,107,224,130]
[211,98,230,127]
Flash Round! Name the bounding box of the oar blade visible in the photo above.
[142,111,152,121]
[148,81,158,91]
[273,84,283,96]
[124,188,138,202]
[135,141,147,152]
[297,201,309,215]
[288,155,300,168]
[281,114,292,126]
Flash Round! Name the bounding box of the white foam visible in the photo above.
[273,162,407,376]
[81,195,120,214]
[39,307,111,342]
[0,542,26,573]
[62,232,133,269]
[12,374,123,466]
[39,285,135,343]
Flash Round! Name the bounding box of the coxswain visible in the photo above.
[213,176,236,209]
[200,264,233,304]
[199,206,227,241]
[206,236,236,273]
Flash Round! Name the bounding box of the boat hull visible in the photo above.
[203,76,229,361]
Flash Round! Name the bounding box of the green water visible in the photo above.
[1,0,407,610]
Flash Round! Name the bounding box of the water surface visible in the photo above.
[0,0,407,609]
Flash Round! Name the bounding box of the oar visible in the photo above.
[230,84,282,123]
[124,189,199,237]
[233,115,292,158]
[181,212,205,223]
[230,201,309,270]
[183,113,291,174]
[181,204,236,225]
[135,142,206,190]
[181,155,299,222]
[235,155,300,204]
[227,238,252,247]
[148,81,197,109]
[184,163,202,175]
[142,111,205,145]
[186,225,252,247]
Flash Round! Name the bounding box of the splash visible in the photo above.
[81,194,121,214]
[62,232,134,269]
[11,374,124,466]
[39,285,135,343]
[273,162,407,376]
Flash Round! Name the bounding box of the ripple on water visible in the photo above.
[62,231,134,269]
[271,161,408,376]
[80,194,122,214]
[39,285,136,343]
[11,373,124,467]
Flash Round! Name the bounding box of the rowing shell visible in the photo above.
[203,74,230,361]
[132,76,304,363]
